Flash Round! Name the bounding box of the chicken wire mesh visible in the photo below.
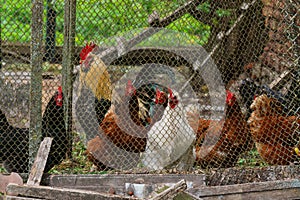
[1,0,299,184]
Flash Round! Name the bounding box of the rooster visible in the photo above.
[41,86,67,172]
[99,79,172,151]
[142,88,196,170]
[0,86,67,173]
[78,43,174,169]
[75,42,115,170]
[76,42,112,127]
[248,94,300,165]
[189,90,253,168]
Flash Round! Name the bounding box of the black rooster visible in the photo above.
[0,86,67,173]
[41,86,67,172]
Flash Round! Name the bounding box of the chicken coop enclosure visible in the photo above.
[1,0,300,192]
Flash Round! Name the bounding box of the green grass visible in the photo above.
[0,144,268,175]
[0,166,5,173]
[238,149,268,167]
[0,130,267,175]
[48,132,98,174]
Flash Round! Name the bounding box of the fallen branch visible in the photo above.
[150,179,187,200]
[269,70,292,90]
[149,0,204,27]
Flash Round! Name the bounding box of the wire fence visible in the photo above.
[1,0,299,185]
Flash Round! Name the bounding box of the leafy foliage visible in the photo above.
[2,0,213,46]
[1,0,31,43]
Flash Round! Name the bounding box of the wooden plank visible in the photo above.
[188,179,300,200]
[27,137,53,186]
[6,184,139,200]
[207,165,300,186]
[48,174,205,187]
[192,188,300,200]
[2,42,196,66]
[47,174,206,194]
[6,196,43,200]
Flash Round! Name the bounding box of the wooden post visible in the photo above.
[62,0,76,159]
[29,0,44,172]
[0,39,2,69]
[45,0,57,63]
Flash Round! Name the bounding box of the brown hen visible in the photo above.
[248,94,300,165]
[189,90,253,168]
[99,105,147,153]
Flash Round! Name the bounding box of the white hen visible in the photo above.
[142,88,196,170]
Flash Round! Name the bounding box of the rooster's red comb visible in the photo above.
[58,86,62,93]
[56,86,63,107]
[226,90,236,106]
[80,42,96,62]
[155,88,167,104]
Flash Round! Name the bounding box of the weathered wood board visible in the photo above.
[6,184,139,200]
[45,173,300,199]
[27,137,53,186]
[45,174,206,194]
[5,177,300,199]
[188,179,300,200]
[6,196,43,200]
